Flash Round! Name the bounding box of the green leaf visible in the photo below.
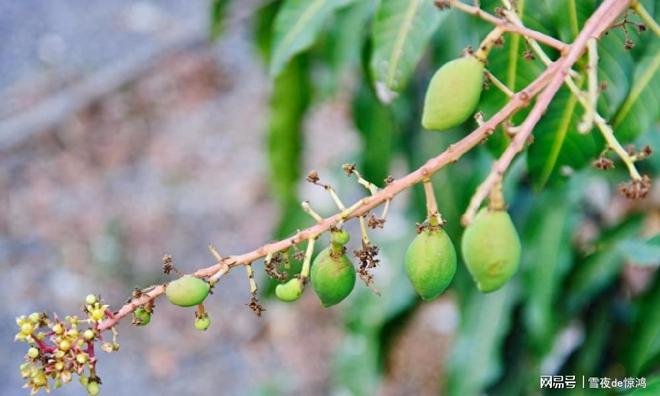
[566,299,614,386]
[611,43,660,142]
[318,1,375,97]
[447,284,519,396]
[626,377,660,395]
[546,0,593,42]
[269,0,349,77]
[352,80,396,185]
[596,27,635,118]
[369,0,444,103]
[267,55,311,208]
[210,0,231,41]
[615,235,660,267]
[625,274,660,376]
[565,216,644,313]
[254,1,283,63]
[521,187,578,355]
[527,87,603,189]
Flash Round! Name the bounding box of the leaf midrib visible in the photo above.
[612,52,660,129]
[506,0,525,89]
[386,0,421,89]
[272,0,327,75]
[538,92,580,187]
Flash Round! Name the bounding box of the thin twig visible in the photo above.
[446,0,569,52]
[578,38,599,133]
[501,1,644,181]
[302,201,324,223]
[499,0,580,79]
[423,179,444,224]
[485,69,515,97]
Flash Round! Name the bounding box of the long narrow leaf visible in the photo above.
[269,0,349,77]
[370,0,444,103]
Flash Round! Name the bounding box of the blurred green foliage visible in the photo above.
[209,0,660,394]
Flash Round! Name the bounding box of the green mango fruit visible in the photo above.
[404,228,457,300]
[275,277,304,302]
[87,381,100,396]
[194,313,211,331]
[133,307,151,326]
[165,276,210,307]
[330,229,350,246]
[461,208,521,293]
[422,56,484,131]
[311,247,356,307]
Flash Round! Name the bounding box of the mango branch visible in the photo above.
[97,0,633,334]
[462,0,634,225]
[102,0,631,328]
[98,56,568,331]
[499,0,647,185]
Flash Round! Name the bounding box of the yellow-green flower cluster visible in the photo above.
[15,295,118,395]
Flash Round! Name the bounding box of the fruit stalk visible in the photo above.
[423,179,443,224]
[300,237,316,280]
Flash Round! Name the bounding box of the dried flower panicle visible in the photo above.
[353,241,381,293]
[367,213,386,229]
[619,175,651,200]
[342,163,356,176]
[264,252,288,282]
[593,156,615,170]
[162,254,176,275]
[247,295,266,317]
[305,170,320,184]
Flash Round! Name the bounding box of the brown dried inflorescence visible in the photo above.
[619,175,651,200]
[593,156,615,170]
[367,213,386,229]
[342,163,356,176]
[353,241,380,289]
[434,0,450,10]
[247,294,266,317]
[264,252,288,282]
[162,254,177,275]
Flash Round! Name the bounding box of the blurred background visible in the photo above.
[1,0,658,395]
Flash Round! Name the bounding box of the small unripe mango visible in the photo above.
[330,229,350,246]
[311,247,356,307]
[422,56,484,131]
[461,208,521,293]
[194,314,211,331]
[404,228,457,300]
[165,276,210,307]
[133,307,151,326]
[87,381,100,396]
[275,278,304,302]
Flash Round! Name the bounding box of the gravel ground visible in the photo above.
[0,1,354,394]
